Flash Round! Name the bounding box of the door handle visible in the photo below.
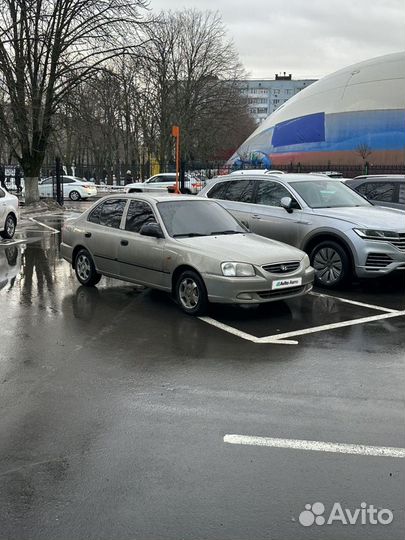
[85,232,91,238]
[120,239,128,246]
[252,214,261,220]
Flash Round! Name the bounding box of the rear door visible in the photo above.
[248,180,302,246]
[207,179,254,228]
[118,200,165,286]
[83,198,127,275]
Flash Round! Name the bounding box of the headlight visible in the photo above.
[353,229,400,240]
[302,253,310,267]
[221,262,255,277]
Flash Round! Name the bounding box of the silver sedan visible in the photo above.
[61,194,314,315]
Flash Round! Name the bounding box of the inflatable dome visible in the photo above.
[229,52,405,167]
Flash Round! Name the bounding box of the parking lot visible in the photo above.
[0,208,404,540]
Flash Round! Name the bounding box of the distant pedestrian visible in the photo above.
[0,165,6,190]
[14,166,22,194]
[124,170,133,185]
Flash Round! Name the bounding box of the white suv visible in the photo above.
[0,187,18,239]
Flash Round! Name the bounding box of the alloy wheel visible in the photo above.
[76,254,91,282]
[179,277,200,310]
[313,247,343,285]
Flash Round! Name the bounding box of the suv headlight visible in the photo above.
[353,229,400,240]
[221,262,255,277]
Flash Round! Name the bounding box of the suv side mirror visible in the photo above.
[280,196,294,213]
[140,222,164,238]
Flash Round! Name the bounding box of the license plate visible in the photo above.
[272,277,302,290]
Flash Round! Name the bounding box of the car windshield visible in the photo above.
[157,200,246,237]
[289,180,371,208]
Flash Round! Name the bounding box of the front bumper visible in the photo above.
[203,266,315,304]
[353,238,405,278]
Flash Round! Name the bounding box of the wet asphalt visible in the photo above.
[0,203,404,540]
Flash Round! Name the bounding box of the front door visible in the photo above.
[118,200,165,287]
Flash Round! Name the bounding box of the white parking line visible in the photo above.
[198,317,298,345]
[224,434,405,459]
[310,291,400,314]
[29,217,60,233]
[200,293,405,345]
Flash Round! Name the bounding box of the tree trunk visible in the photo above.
[24,176,40,205]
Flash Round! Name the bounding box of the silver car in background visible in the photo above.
[198,172,405,288]
[61,194,314,315]
[344,175,405,210]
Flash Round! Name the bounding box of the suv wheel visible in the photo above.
[1,214,16,239]
[74,249,101,286]
[175,270,208,315]
[310,241,351,288]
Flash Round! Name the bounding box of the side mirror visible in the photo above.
[140,222,164,238]
[280,196,294,213]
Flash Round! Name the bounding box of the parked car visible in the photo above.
[198,173,405,288]
[0,186,18,239]
[344,175,405,210]
[61,194,314,315]
[39,176,97,201]
[230,169,285,175]
[125,173,202,195]
[309,171,343,178]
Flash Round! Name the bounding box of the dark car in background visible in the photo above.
[345,175,405,210]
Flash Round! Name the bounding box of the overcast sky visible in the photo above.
[149,0,405,79]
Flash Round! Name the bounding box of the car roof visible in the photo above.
[100,193,209,203]
[353,175,405,181]
[213,173,343,183]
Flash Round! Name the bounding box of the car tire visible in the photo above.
[175,270,208,316]
[310,240,351,288]
[1,213,16,239]
[69,190,81,201]
[74,248,102,286]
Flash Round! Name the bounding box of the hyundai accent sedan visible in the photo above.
[61,194,314,315]
[199,172,405,288]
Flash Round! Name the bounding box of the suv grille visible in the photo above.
[262,261,300,274]
[389,234,405,252]
[365,253,393,268]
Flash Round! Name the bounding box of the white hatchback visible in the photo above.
[39,176,97,201]
[0,187,18,239]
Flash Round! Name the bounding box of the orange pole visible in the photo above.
[172,125,180,194]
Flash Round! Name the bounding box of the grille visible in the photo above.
[262,261,300,274]
[365,253,393,268]
[389,234,405,252]
[258,285,305,299]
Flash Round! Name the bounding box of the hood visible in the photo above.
[312,206,405,230]
[175,233,306,265]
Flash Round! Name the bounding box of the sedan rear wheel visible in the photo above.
[176,270,208,316]
[74,249,101,286]
[310,241,351,288]
[1,214,16,239]
[69,190,81,201]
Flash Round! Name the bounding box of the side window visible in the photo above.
[399,183,405,205]
[0,188,5,198]
[223,180,254,202]
[88,202,103,224]
[41,178,53,185]
[125,200,156,233]
[207,182,229,200]
[148,176,159,183]
[357,182,396,203]
[161,175,175,182]
[88,199,126,228]
[62,178,75,184]
[255,180,297,207]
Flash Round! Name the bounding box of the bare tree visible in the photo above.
[0,0,149,203]
[356,143,372,161]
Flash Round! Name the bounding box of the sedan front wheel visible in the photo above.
[175,270,208,316]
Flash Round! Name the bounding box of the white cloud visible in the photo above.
[149,0,405,79]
